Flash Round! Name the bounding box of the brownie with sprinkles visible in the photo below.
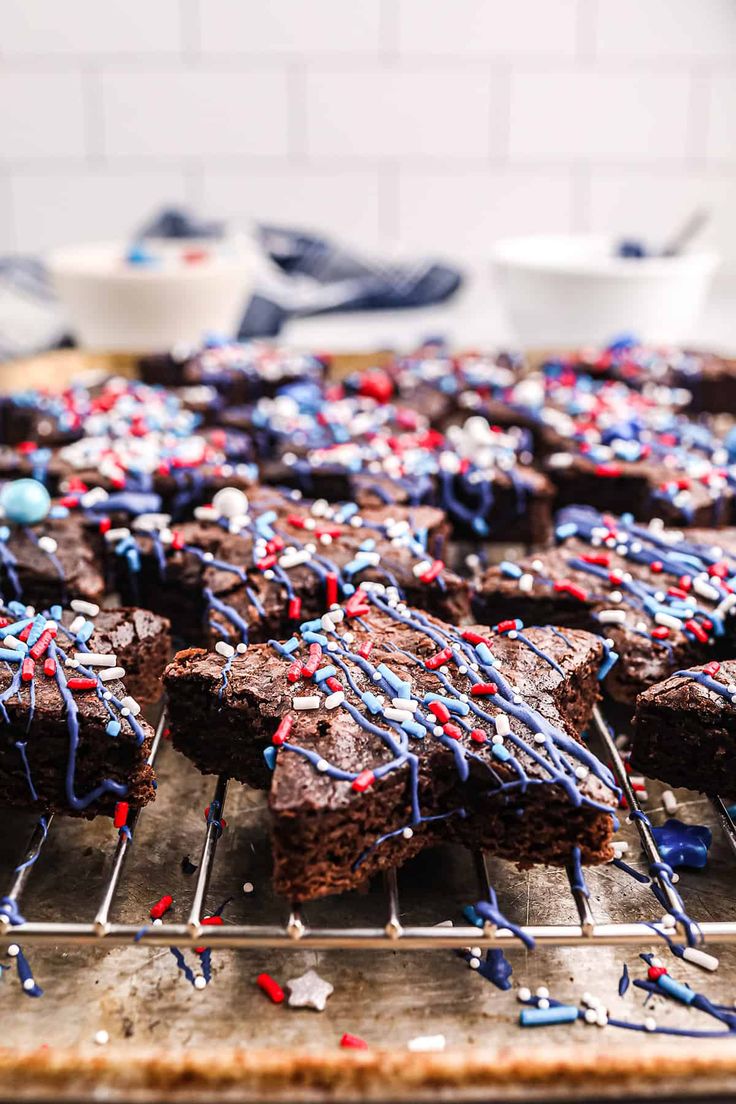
[164,586,618,900]
[0,600,158,817]
[0,507,106,611]
[473,506,736,704]
[633,659,736,796]
[113,484,470,645]
[139,339,327,402]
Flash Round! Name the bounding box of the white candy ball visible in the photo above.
[212,487,249,519]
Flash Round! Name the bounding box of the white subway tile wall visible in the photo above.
[0,0,734,266]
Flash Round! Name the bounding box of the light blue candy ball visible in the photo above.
[0,478,51,525]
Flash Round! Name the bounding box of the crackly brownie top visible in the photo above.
[165,586,619,838]
[637,658,736,720]
[480,505,736,657]
[0,597,155,812]
[114,484,465,639]
[0,508,105,602]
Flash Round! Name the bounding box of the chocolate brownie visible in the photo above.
[139,339,326,403]
[633,659,736,795]
[474,505,736,704]
[54,426,256,518]
[164,587,618,900]
[0,601,159,817]
[113,485,470,644]
[0,506,105,611]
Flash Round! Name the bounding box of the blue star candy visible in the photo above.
[652,818,712,870]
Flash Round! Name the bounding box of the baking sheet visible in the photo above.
[1,350,736,1101]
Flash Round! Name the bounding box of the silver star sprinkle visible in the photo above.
[286,968,334,1012]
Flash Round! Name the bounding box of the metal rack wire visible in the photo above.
[3,705,736,952]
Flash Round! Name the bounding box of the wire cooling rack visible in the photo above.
[2,705,736,952]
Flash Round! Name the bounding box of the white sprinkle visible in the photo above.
[320,614,335,632]
[433,726,444,737]
[575,765,589,780]
[537,998,550,1010]
[194,976,208,990]
[693,578,720,602]
[662,789,678,815]
[682,946,720,972]
[655,612,682,631]
[598,609,626,625]
[120,696,141,717]
[584,1009,597,1024]
[7,944,19,957]
[37,536,58,554]
[98,667,125,682]
[236,642,247,654]
[194,505,218,522]
[384,707,413,723]
[402,827,414,839]
[518,573,534,593]
[69,615,86,634]
[533,732,546,745]
[293,695,320,710]
[494,715,510,737]
[279,550,311,569]
[644,1017,657,1032]
[408,1034,445,1053]
[104,527,130,544]
[413,560,432,578]
[94,1030,109,1046]
[74,652,116,667]
[517,987,531,1003]
[215,641,235,658]
[23,978,36,992]
[70,599,100,617]
[536,986,549,999]
[324,690,345,710]
[392,697,418,712]
[3,636,24,651]
[243,882,254,894]
[316,758,329,772]
[330,608,345,623]
[152,918,163,927]
[468,957,480,970]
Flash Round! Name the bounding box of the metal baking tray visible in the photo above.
[2,350,736,1102]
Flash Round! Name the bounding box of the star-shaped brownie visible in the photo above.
[165,586,618,901]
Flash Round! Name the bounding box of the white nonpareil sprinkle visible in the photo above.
[69,616,86,634]
[293,695,320,710]
[94,1030,109,1046]
[120,696,141,717]
[70,599,100,617]
[74,652,116,667]
[407,1034,446,1052]
[194,976,208,990]
[661,789,678,815]
[215,641,235,658]
[98,667,126,682]
[37,536,58,555]
[104,527,130,544]
[324,691,345,710]
[320,613,335,632]
[518,573,534,593]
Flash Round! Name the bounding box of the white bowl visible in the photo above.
[47,237,260,352]
[492,234,719,347]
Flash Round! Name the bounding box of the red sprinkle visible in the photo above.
[288,596,302,620]
[325,572,339,607]
[648,965,668,981]
[67,677,97,691]
[685,619,708,643]
[357,640,373,659]
[287,662,302,683]
[425,647,453,670]
[98,516,111,535]
[581,553,610,566]
[29,628,56,660]
[470,729,487,744]
[461,630,490,646]
[420,560,444,584]
[257,973,285,1004]
[651,627,670,640]
[650,560,663,574]
[273,716,293,746]
[594,463,622,477]
[443,723,462,740]
[21,657,35,683]
[471,683,497,696]
[351,768,375,793]
[257,554,277,571]
[428,701,450,723]
[553,580,588,602]
[43,657,56,677]
[325,676,342,693]
[340,1033,368,1049]
[150,894,173,920]
[495,620,519,635]
[113,802,129,829]
[703,661,721,677]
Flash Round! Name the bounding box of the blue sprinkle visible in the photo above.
[106,720,121,738]
[476,643,494,666]
[362,692,383,714]
[555,522,577,540]
[500,561,522,579]
[401,720,425,739]
[302,631,328,645]
[423,693,469,716]
[263,746,277,771]
[520,1005,579,1027]
[313,666,337,683]
[299,619,323,633]
[492,744,511,762]
[281,638,299,654]
[598,650,619,680]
